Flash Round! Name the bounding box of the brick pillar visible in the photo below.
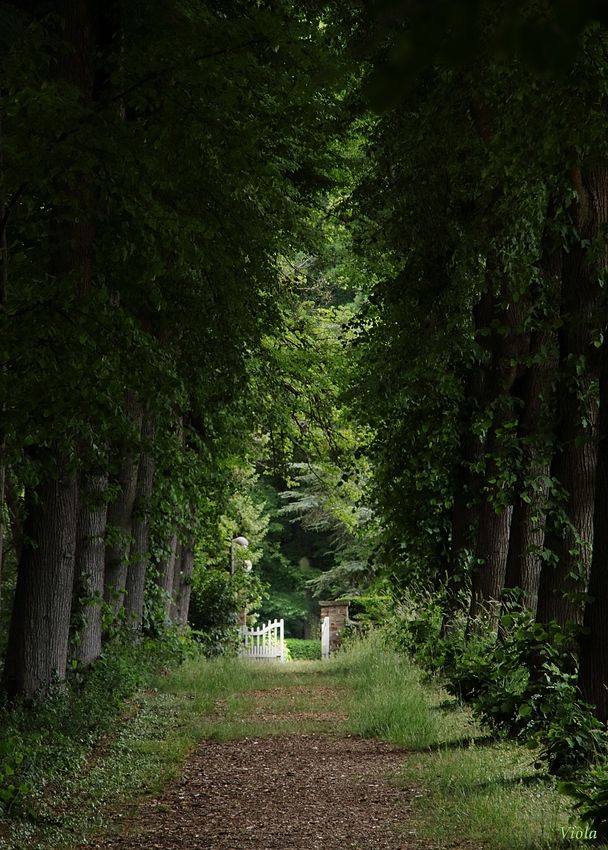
[320,600,349,654]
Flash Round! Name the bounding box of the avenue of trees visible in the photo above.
[0,0,356,701]
[352,1,608,723]
[3,0,608,803]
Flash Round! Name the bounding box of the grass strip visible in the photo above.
[333,633,585,850]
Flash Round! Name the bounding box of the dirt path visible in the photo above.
[81,685,423,850]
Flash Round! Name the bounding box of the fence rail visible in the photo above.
[240,618,285,662]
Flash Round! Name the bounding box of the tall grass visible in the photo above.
[332,631,455,747]
[334,632,578,850]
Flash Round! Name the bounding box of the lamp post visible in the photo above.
[229,535,249,575]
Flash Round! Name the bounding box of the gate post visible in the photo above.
[319,600,350,655]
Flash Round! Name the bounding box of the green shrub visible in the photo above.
[189,567,267,657]
[285,638,321,660]
[338,595,392,628]
[523,661,607,778]
[382,593,451,672]
[442,612,607,778]
[561,763,608,842]
[386,596,607,780]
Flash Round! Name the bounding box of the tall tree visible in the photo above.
[536,162,608,628]
[579,342,608,720]
[72,470,108,666]
[2,0,105,699]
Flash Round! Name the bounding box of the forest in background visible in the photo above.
[4,0,608,841]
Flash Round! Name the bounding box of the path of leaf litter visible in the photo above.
[81,686,426,850]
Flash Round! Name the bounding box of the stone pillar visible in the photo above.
[320,600,349,654]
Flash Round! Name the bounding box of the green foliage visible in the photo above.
[384,597,607,780]
[0,0,358,694]
[439,613,606,777]
[338,594,392,627]
[0,637,193,817]
[259,592,311,637]
[525,667,607,779]
[561,764,608,842]
[382,593,451,673]
[284,638,321,660]
[189,567,267,657]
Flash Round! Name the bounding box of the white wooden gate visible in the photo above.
[321,615,330,659]
[240,618,285,662]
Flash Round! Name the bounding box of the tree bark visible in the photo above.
[504,355,554,613]
[469,285,529,623]
[579,343,608,720]
[5,475,23,564]
[103,394,142,612]
[0,110,7,613]
[169,540,183,624]
[442,293,493,633]
[536,163,608,628]
[154,415,183,620]
[504,238,561,613]
[171,540,194,627]
[72,472,108,666]
[2,474,78,699]
[124,414,156,632]
[157,531,178,619]
[0,463,5,619]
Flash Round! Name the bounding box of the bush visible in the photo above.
[189,567,267,657]
[338,595,393,628]
[382,594,448,672]
[523,661,607,778]
[384,596,607,780]
[561,763,608,842]
[285,638,321,660]
[441,611,607,778]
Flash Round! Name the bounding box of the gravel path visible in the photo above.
[81,688,423,850]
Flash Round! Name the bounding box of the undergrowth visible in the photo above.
[0,631,196,850]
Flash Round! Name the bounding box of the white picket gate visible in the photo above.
[240,618,285,662]
[321,615,330,659]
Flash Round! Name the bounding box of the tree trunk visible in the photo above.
[172,541,194,627]
[536,163,608,628]
[2,474,78,699]
[72,472,108,666]
[5,474,23,564]
[157,532,178,619]
[0,462,5,619]
[471,498,513,621]
[503,351,555,613]
[469,286,529,623]
[505,490,546,614]
[504,238,561,613]
[441,293,493,633]
[124,414,156,631]
[0,111,7,614]
[2,0,101,700]
[169,540,183,624]
[104,395,142,612]
[579,344,608,720]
